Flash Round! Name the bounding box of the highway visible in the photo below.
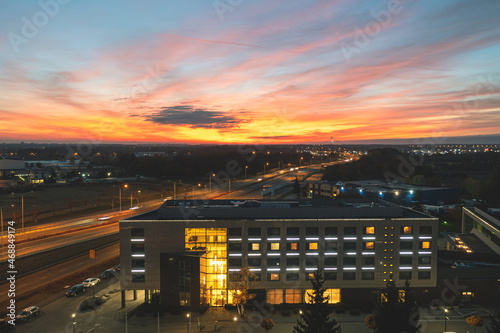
[0,161,342,264]
[0,243,120,311]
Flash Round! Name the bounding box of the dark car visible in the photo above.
[100,269,115,279]
[65,284,84,297]
[15,306,39,322]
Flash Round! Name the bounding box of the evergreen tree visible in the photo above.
[485,310,500,333]
[373,277,420,333]
[293,177,301,194]
[293,269,341,333]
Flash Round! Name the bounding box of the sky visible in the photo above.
[0,0,499,144]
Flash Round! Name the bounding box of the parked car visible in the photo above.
[16,306,39,322]
[100,269,115,279]
[82,278,100,288]
[65,284,84,297]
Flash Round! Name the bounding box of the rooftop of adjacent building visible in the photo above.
[123,198,436,221]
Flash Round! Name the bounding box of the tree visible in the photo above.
[260,318,275,331]
[485,310,500,333]
[293,177,300,194]
[228,267,256,316]
[466,315,484,333]
[372,277,420,333]
[293,269,341,333]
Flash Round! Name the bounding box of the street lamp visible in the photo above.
[263,162,269,178]
[72,313,76,333]
[444,308,449,331]
[186,312,191,333]
[209,173,215,192]
[1,207,4,252]
[245,166,248,180]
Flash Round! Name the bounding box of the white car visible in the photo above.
[82,278,100,288]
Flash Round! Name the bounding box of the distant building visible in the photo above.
[460,207,500,254]
[307,181,340,198]
[29,169,50,184]
[135,152,166,158]
[0,157,27,180]
[0,157,25,170]
[120,198,438,310]
[333,180,460,206]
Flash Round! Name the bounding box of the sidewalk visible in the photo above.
[74,283,372,333]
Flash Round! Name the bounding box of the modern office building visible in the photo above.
[460,207,500,254]
[119,199,438,310]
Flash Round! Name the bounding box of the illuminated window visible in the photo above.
[270,273,280,281]
[364,242,374,249]
[305,289,340,304]
[308,243,318,250]
[285,289,302,304]
[403,226,413,234]
[270,243,280,251]
[288,242,298,251]
[252,243,260,251]
[266,289,283,304]
[365,227,375,234]
[421,242,430,249]
[308,273,315,280]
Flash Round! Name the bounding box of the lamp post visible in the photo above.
[263,162,268,178]
[208,173,216,192]
[21,194,24,232]
[72,313,76,333]
[444,308,449,331]
[119,186,122,211]
[245,166,248,180]
[186,312,191,333]
[1,208,3,252]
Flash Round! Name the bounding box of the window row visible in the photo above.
[266,288,340,305]
[229,241,380,252]
[228,257,379,267]
[228,226,433,237]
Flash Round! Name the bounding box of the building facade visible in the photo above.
[120,199,438,309]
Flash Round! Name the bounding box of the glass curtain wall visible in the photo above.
[185,228,227,306]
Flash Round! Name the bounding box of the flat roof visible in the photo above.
[124,198,435,221]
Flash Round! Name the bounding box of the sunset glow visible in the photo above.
[1,0,499,144]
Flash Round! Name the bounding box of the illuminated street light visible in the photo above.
[444,308,449,331]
